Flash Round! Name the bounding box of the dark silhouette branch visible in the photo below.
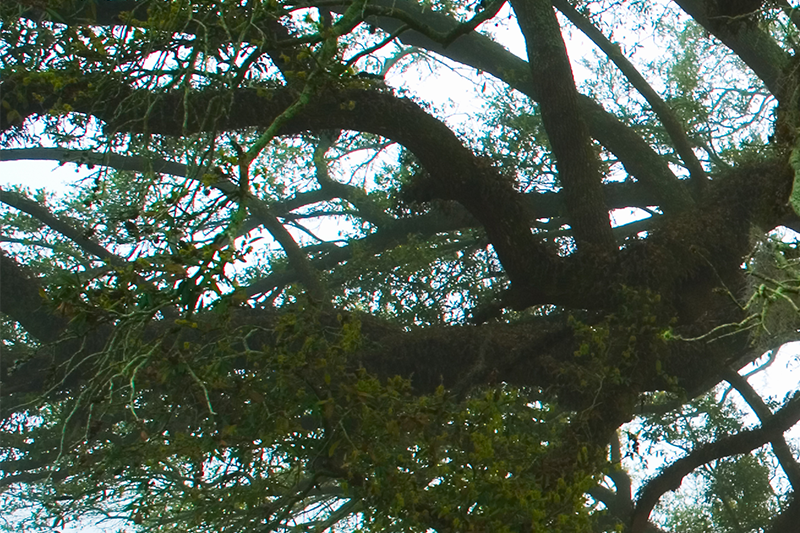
[0,251,67,344]
[631,390,800,533]
[9,0,695,216]
[344,0,693,213]
[0,187,128,267]
[722,367,800,490]
[765,493,800,533]
[68,83,560,304]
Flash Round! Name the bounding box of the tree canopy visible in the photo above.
[3,0,800,531]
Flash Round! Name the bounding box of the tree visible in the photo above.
[2,0,800,531]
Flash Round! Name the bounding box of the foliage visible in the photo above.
[1,308,597,533]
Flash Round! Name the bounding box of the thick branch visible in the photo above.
[0,255,565,400]
[765,494,800,533]
[0,247,694,406]
[25,78,559,303]
[7,0,694,215]
[510,0,615,252]
[608,433,633,510]
[0,251,66,343]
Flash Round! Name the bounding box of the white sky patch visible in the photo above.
[610,207,652,228]
[0,159,90,194]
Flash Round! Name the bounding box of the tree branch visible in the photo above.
[0,147,188,177]
[7,0,695,216]
[608,432,633,510]
[510,0,616,252]
[311,133,391,228]
[210,173,330,302]
[0,250,66,344]
[777,0,800,34]
[0,187,127,267]
[36,79,560,304]
[0,147,367,302]
[343,0,693,213]
[243,209,476,298]
[722,367,800,490]
[552,0,707,196]
[631,390,800,533]
[0,148,683,219]
[765,493,800,533]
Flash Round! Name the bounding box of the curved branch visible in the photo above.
[41,79,560,303]
[631,390,800,533]
[608,432,633,509]
[8,0,693,215]
[311,134,391,227]
[0,147,366,218]
[722,367,800,490]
